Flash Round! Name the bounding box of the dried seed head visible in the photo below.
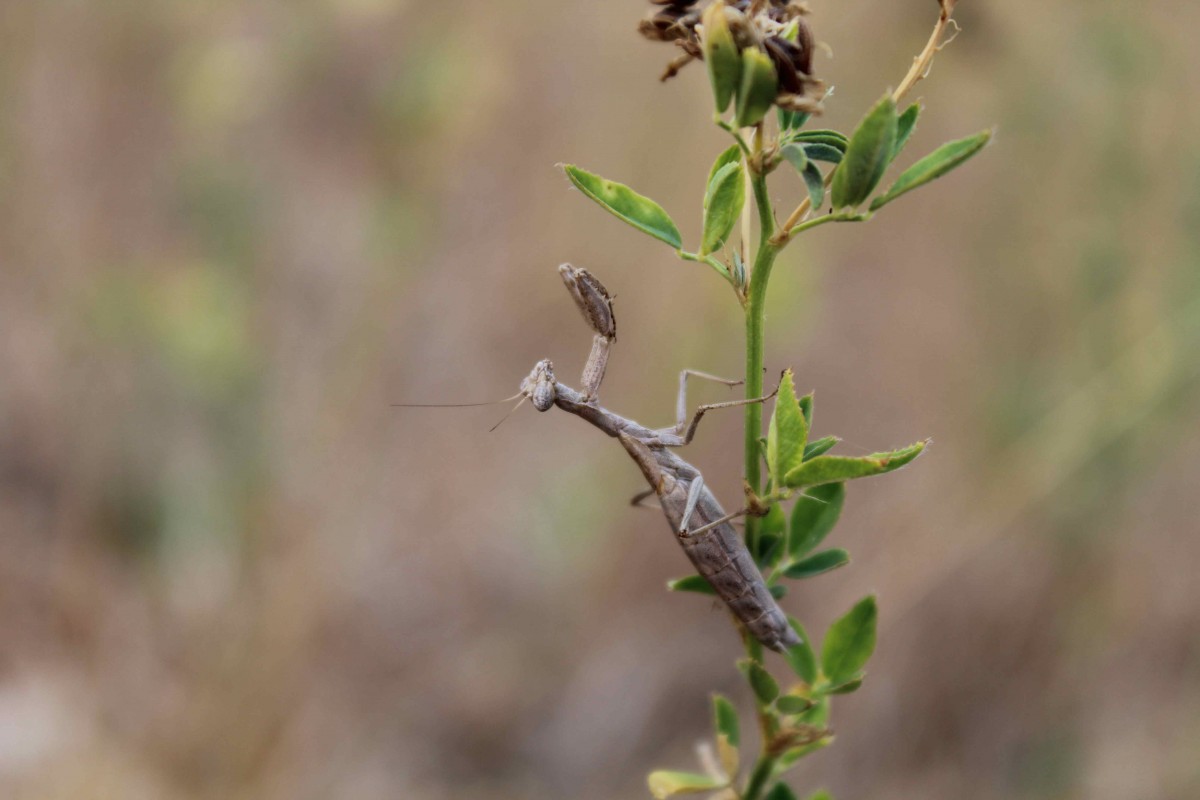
[640,0,822,114]
[521,360,557,412]
[639,5,701,43]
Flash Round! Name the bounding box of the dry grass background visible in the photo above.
[1,1,1198,798]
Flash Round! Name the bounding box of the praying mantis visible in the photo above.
[517,264,801,652]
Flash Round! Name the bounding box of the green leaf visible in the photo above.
[735,48,778,128]
[780,143,808,174]
[561,164,682,248]
[707,144,743,188]
[827,676,864,695]
[783,548,850,580]
[766,370,810,483]
[801,162,824,210]
[783,440,927,489]
[701,160,745,255]
[802,435,839,460]
[778,107,811,131]
[783,618,818,683]
[712,693,741,777]
[702,3,742,113]
[806,791,835,800]
[800,142,843,164]
[821,596,877,686]
[870,130,992,211]
[788,482,845,558]
[893,103,920,160]
[674,573,785,599]
[761,502,787,538]
[775,695,815,715]
[668,575,715,595]
[647,771,726,799]
[793,129,849,149]
[756,531,785,569]
[712,694,740,747]
[797,695,830,727]
[766,784,799,800]
[777,733,832,770]
[738,659,780,704]
[781,145,826,209]
[830,94,898,209]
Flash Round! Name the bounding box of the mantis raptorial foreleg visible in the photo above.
[559,264,616,400]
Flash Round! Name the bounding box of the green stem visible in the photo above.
[743,169,780,560]
[742,754,777,800]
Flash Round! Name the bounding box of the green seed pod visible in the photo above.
[734,47,778,128]
[702,3,742,114]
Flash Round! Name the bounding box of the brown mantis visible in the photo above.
[517,264,802,652]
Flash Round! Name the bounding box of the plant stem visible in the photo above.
[742,754,777,800]
[743,168,779,560]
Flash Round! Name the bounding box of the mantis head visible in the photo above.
[521,359,557,412]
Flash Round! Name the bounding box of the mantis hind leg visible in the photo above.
[656,371,780,447]
[672,370,743,433]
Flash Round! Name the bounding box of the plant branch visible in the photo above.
[892,2,961,105]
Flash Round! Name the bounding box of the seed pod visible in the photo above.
[763,36,803,95]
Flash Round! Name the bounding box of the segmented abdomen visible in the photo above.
[680,516,801,653]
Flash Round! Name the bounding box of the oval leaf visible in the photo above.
[783,548,850,580]
[701,160,745,255]
[788,482,845,558]
[735,47,778,128]
[830,94,898,209]
[780,143,808,174]
[783,617,818,683]
[893,102,920,159]
[827,676,864,695]
[738,659,780,704]
[792,129,849,149]
[802,435,839,460]
[712,694,740,747]
[702,3,741,113]
[775,694,815,715]
[766,370,810,483]
[821,596,877,686]
[800,142,843,164]
[562,164,682,248]
[778,107,811,131]
[668,574,715,595]
[648,771,726,799]
[712,693,741,776]
[761,502,787,538]
[870,130,992,211]
[783,441,927,489]
[766,784,799,800]
[707,144,742,187]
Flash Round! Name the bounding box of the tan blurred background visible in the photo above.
[1,0,1198,798]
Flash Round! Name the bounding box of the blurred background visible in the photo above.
[1,1,1198,798]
